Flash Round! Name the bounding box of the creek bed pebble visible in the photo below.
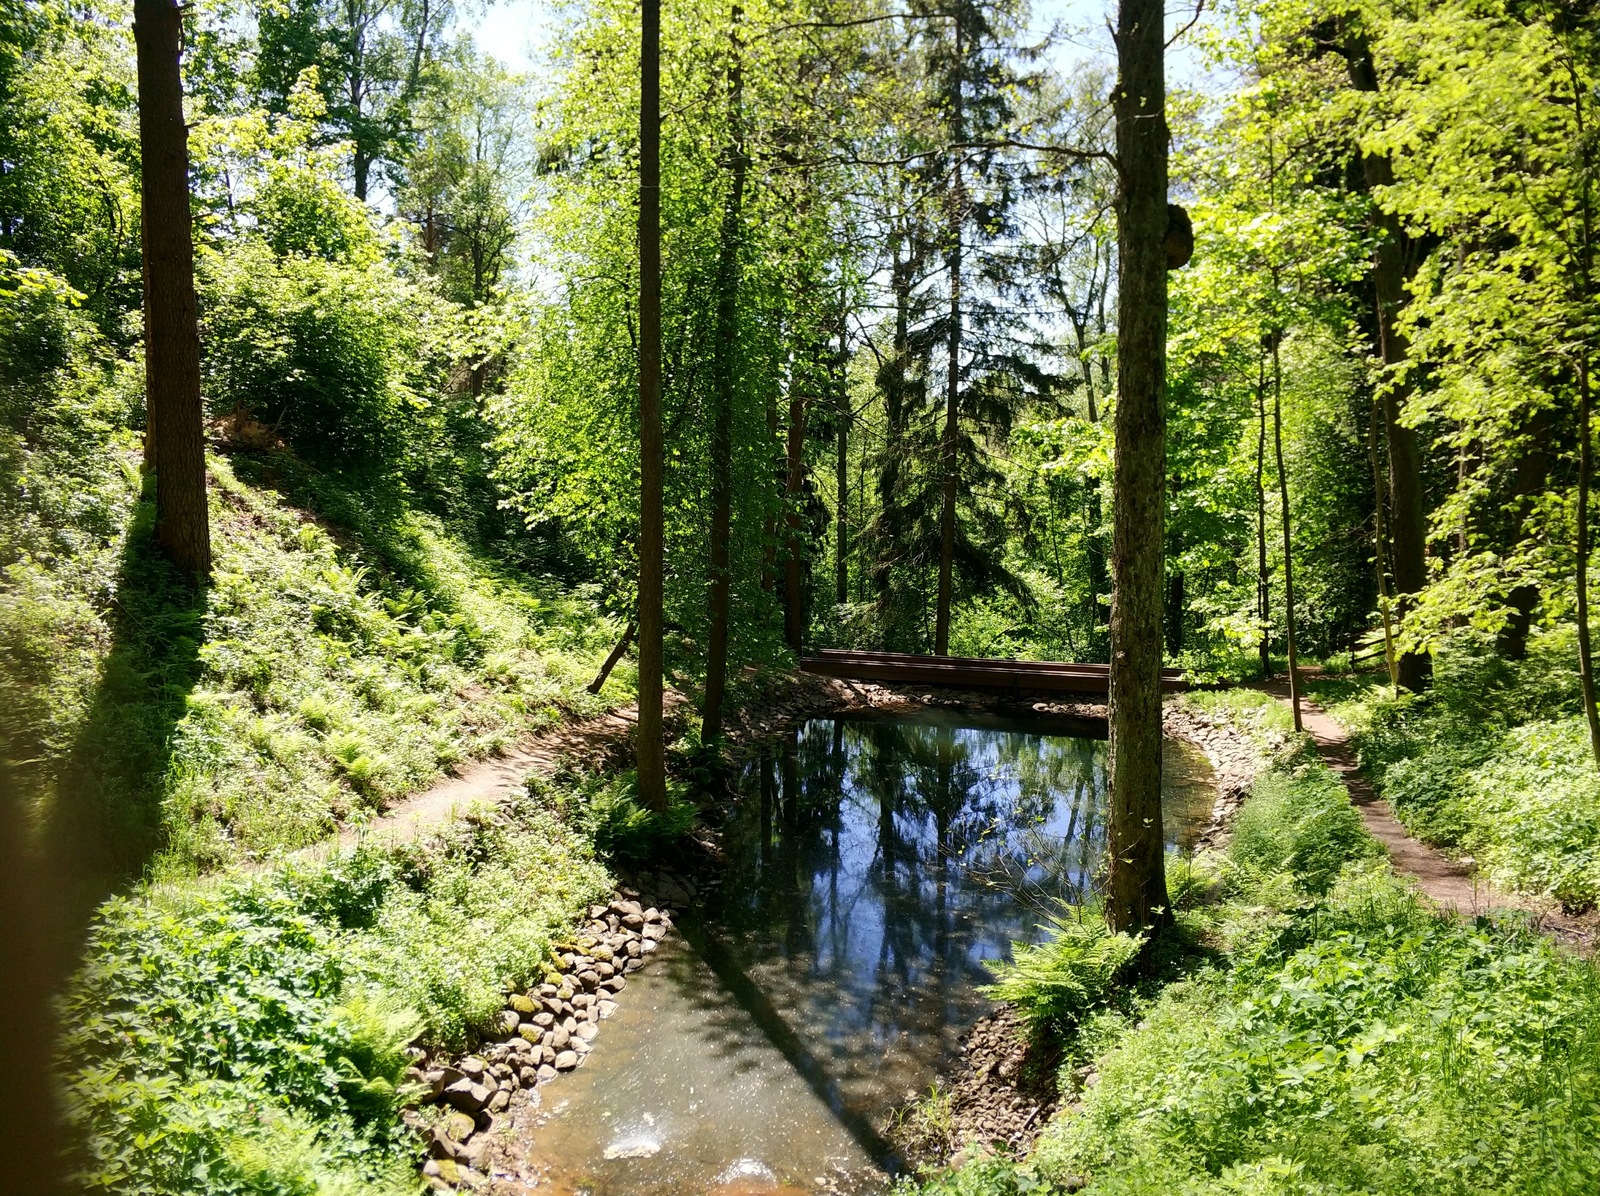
[402,892,676,1191]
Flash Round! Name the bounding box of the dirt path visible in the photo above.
[1258,677,1593,944]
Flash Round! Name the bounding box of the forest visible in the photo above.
[3,0,1600,1192]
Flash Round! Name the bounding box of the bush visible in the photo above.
[980,907,1145,1040]
[1227,752,1379,895]
[61,802,610,1194]
[545,769,699,862]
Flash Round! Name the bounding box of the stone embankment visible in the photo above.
[402,893,674,1190]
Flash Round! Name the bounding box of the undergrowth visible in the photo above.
[907,704,1600,1196]
[60,794,610,1195]
[1310,630,1600,909]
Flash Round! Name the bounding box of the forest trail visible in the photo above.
[332,691,690,852]
[1257,676,1594,946]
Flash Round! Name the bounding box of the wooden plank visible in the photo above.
[798,649,1185,694]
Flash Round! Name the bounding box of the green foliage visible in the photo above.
[980,908,1145,1040]
[61,806,609,1194]
[545,770,699,863]
[1227,755,1380,896]
[1330,632,1600,908]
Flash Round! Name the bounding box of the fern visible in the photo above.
[980,906,1144,1037]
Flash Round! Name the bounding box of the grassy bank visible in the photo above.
[909,691,1600,1196]
[4,402,629,882]
[61,789,612,1194]
[1307,632,1600,910]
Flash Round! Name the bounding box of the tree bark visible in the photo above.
[1271,337,1302,732]
[1105,0,1170,936]
[636,0,666,810]
[934,21,964,658]
[134,0,210,585]
[700,5,746,745]
[1344,31,1430,691]
[783,366,807,652]
[836,325,849,608]
[1366,396,1400,686]
[1577,357,1600,765]
[588,621,636,695]
[1255,360,1271,679]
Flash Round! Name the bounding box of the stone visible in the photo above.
[625,940,641,958]
[590,943,614,962]
[644,907,662,923]
[519,1065,540,1086]
[457,1056,487,1082]
[511,993,538,1015]
[623,957,643,973]
[422,1158,444,1180]
[443,1078,492,1112]
[537,1063,557,1082]
[554,1050,579,1070]
[578,969,601,990]
[538,983,558,998]
[621,912,645,931]
[526,1043,546,1066]
[595,960,616,979]
[550,1026,571,1050]
[588,903,609,920]
[571,992,593,1009]
[444,1111,476,1143]
[488,1089,511,1113]
[642,923,666,942]
[572,1037,592,1055]
[495,1010,520,1036]
[603,976,627,993]
[556,981,575,1001]
[597,999,619,1019]
[518,1025,542,1044]
[533,1011,555,1028]
[575,1021,599,1040]
[610,898,644,919]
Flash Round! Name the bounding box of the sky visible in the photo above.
[470,0,1216,89]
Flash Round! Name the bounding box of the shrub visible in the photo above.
[1227,755,1379,895]
[980,907,1145,1040]
[553,770,699,862]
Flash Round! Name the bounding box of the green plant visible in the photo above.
[574,771,699,861]
[980,907,1145,1040]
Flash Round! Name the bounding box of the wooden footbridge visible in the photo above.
[798,648,1186,697]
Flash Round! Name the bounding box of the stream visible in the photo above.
[502,711,1216,1196]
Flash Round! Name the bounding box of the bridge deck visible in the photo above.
[799,648,1185,696]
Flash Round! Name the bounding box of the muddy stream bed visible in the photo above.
[497,711,1216,1196]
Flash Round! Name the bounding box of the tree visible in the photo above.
[1104,0,1171,935]
[134,0,210,583]
[636,0,665,811]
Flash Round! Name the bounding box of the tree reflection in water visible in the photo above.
[703,713,1213,1125]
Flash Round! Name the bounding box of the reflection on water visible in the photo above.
[509,714,1214,1195]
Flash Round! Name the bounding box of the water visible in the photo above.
[505,713,1215,1195]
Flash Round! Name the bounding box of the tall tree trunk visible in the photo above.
[1271,337,1302,732]
[934,23,965,658]
[635,0,666,810]
[1344,32,1430,691]
[1105,0,1170,936]
[1256,360,1271,679]
[1577,357,1600,765]
[783,369,807,652]
[134,0,210,585]
[836,325,849,608]
[1366,396,1400,686]
[701,5,746,745]
[874,232,911,619]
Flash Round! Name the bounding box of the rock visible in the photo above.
[625,940,641,958]
[588,903,609,919]
[578,969,601,990]
[518,1025,542,1045]
[642,923,667,942]
[556,981,575,1001]
[538,1064,557,1083]
[511,994,538,1015]
[573,1036,592,1054]
[596,960,616,979]
[422,1158,445,1180]
[554,1050,579,1070]
[533,1011,555,1028]
[590,943,614,962]
[519,1065,540,1086]
[457,1056,487,1082]
[495,1010,521,1036]
[639,938,659,955]
[621,912,646,931]
[490,1062,512,1081]
[538,982,558,997]
[602,976,627,993]
[444,1111,476,1143]
[443,1078,492,1112]
[612,898,644,919]
[575,1021,600,1040]
[488,1088,511,1113]
[571,992,593,1009]
[598,999,618,1019]
[550,1026,571,1050]
[527,1043,546,1066]
[644,907,662,923]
